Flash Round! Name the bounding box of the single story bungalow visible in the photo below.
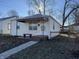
[0,14,61,39]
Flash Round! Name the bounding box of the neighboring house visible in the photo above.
[0,16,18,35]
[64,23,79,33]
[70,23,79,33]
[60,26,69,32]
[0,14,61,39]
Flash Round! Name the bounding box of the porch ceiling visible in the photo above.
[17,14,49,23]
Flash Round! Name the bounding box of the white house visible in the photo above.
[0,14,61,39]
[70,23,79,33]
[0,16,18,35]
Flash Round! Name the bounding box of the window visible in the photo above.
[41,25,45,31]
[8,23,11,30]
[29,25,37,30]
[33,26,37,30]
[29,26,32,30]
[53,22,55,30]
[17,25,20,29]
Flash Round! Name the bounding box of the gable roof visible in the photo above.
[17,14,61,25]
[49,16,61,26]
[0,16,18,21]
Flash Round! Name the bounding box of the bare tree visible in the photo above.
[62,0,79,31]
[30,0,55,15]
[32,0,42,14]
[73,9,79,24]
[7,10,19,17]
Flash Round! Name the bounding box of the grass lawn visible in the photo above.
[7,35,79,59]
[0,34,29,53]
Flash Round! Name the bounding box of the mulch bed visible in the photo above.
[0,34,29,53]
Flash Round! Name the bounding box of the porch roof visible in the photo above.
[17,14,49,23]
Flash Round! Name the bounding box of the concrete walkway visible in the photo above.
[0,41,38,59]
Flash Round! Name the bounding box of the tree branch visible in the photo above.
[63,0,67,20]
[63,8,78,25]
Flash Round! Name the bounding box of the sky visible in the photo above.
[0,0,65,24]
[0,0,64,16]
[0,0,28,17]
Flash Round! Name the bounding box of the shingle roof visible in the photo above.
[17,14,61,25]
[0,16,18,21]
[25,14,49,19]
[17,14,49,21]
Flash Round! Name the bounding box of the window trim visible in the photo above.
[53,21,55,30]
[29,25,37,30]
[8,23,11,30]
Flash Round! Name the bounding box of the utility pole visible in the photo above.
[44,0,46,15]
[43,0,46,39]
[28,0,31,16]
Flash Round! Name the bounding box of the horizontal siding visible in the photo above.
[49,17,60,38]
[0,22,2,34]
[0,17,17,35]
[0,16,61,39]
[17,22,27,36]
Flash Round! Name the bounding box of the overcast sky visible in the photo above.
[0,0,66,25]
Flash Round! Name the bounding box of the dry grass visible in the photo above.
[7,35,79,59]
[0,34,29,53]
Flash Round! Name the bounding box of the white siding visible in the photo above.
[10,20,17,35]
[16,17,61,38]
[41,22,50,36]
[0,16,61,38]
[49,17,61,38]
[26,23,43,36]
[17,22,27,36]
[0,17,17,35]
[2,20,11,34]
[0,22,2,34]
[27,22,50,36]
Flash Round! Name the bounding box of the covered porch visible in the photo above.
[17,14,50,39]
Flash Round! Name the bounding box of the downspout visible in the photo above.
[10,20,12,35]
[1,21,3,34]
[16,21,18,36]
[16,17,19,36]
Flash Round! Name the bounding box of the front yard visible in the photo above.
[7,35,79,59]
[0,34,29,53]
